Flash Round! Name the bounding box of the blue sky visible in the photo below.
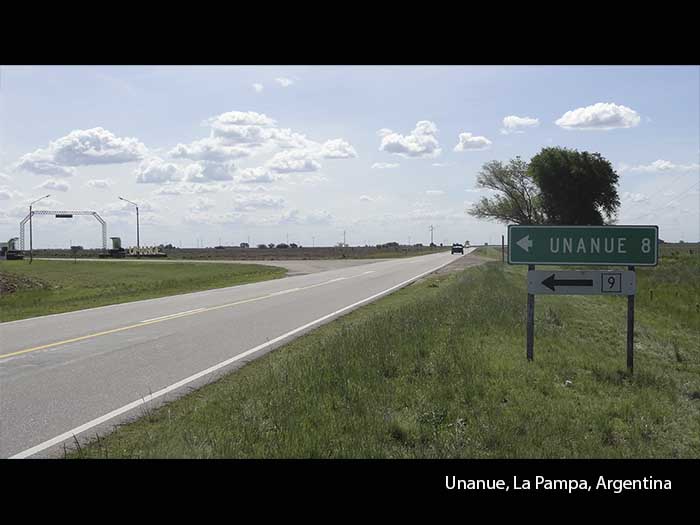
[1,65,698,248]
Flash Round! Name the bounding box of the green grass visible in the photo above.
[69,251,699,458]
[0,260,286,322]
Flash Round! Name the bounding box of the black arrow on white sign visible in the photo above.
[541,274,593,291]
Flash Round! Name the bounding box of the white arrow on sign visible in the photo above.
[516,235,533,252]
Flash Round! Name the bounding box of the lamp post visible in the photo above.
[119,197,139,257]
[29,194,50,264]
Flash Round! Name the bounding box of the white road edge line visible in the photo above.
[9,256,455,459]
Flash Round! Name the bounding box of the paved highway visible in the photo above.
[1,249,473,458]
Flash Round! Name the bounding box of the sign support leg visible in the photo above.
[527,264,535,361]
[627,265,635,374]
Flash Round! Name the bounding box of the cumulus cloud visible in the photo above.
[618,159,700,174]
[454,132,492,151]
[267,150,321,173]
[236,167,283,184]
[501,115,539,134]
[371,162,399,169]
[169,136,251,162]
[184,161,236,183]
[378,121,441,158]
[14,155,76,177]
[37,179,70,192]
[556,102,641,130]
[253,83,264,93]
[319,139,357,159]
[206,111,277,146]
[14,127,147,177]
[86,179,113,189]
[135,157,186,184]
[275,77,294,87]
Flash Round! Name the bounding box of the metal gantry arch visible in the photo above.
[19,210,107,250]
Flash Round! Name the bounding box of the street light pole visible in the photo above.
[29,194,50,264]
[119,197,140,257]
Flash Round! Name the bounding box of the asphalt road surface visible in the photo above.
[1,249,475,458]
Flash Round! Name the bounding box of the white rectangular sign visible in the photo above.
[527,270,636,295]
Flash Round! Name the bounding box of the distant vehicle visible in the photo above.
[451,243,464,255]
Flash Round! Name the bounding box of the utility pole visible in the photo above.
[312,236,315,247]
[29,194,51,264]
[343,230,346,246]
[119,197,140,257]
[429,225,434,248]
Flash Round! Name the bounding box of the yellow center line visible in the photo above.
[0,271,370,361]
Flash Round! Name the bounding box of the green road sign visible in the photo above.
[508,225,658,266]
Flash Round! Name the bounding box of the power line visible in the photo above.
[625,181,700,222]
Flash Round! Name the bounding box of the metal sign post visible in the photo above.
[508,225,656,374]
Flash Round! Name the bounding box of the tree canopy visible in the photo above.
[467,148,621,226]
[528,147,620,225]
[467,157,545,224]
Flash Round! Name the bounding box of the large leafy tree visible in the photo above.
[528,147,620,225]
[467,157,545,224]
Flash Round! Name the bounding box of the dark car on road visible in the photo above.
[451,243,464,254]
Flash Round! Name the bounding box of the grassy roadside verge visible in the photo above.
[0,260,286,322]
[69,250,699,458]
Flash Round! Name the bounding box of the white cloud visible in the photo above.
[0,186,22,200]
[319,139,357,159]
[169,136,252,162]
[426,190,445,195]
[232,194,285,211]
[184,161,236,183]
[37,179,70,192]
[86,179,113,189]
[275,77,294,87]
[153,182,228,196]
[501,115,539,134]
[619,159,700,174]
[556,102,641,130]
[207,111,276,127]
[378,121,441,158]
[454,132,492,151]
[432,162,452,167]
[135,157,186,184]
[253,83,264,93]
[267,150,321,173]
[279,209,333,225]
[372,162,399,169]
[0,173,11,182]
[359,195,373,202]
[14,127,147,177]
[236,167,283,184]
[300,174,328,185]
[14,155,76,177]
